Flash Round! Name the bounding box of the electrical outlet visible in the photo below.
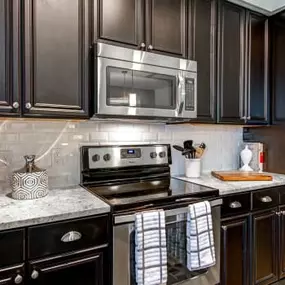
[52,148,62,166]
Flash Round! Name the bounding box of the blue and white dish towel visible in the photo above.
[135,210,167,285]
[187,201,216,271]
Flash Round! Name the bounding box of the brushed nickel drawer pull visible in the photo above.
[260,196,272,203]
[229,201,242,208]
[61,231,82,243]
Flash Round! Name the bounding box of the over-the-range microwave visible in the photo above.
[94,42,197,121]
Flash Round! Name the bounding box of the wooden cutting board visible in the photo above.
[211,171,273,181]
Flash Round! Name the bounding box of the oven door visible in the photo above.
[97,56,197,119]
[113,199,221,285]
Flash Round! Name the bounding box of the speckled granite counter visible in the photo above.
[0,185,110,231]
[174,172,285,196]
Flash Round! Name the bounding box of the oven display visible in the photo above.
[121,148,141,159]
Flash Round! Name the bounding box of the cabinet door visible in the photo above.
[28,252,103,285]
[221,216,249,285]
[0,0,20,115]
[246,12,269,125]
[97,0,144,49]
[252,210,278,285]
[190,0,217,123]
[272,20,285,124]
[145,0,187,57]
[0,264,25,285]
[217,2,245,123]
[279,206,285,279]
[23,0,90,118]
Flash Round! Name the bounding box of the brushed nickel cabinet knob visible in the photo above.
[148,44,153,50]
[25,102,32,110]
[12,102,19,109]
[14,274,23,284]
[140,42,146,48]
[31,270,39,280]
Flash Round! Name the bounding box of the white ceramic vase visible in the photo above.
[240,145,253,172]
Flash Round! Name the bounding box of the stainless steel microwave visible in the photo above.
[95,43,197,121]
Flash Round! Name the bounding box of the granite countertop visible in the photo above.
[174,172,285,196]
[0,185,110,231]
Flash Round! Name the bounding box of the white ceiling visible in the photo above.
[228,0,285,15]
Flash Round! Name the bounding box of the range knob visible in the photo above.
[150,152,157,159]
[103,153,111,161]
[92,154,100,162]
[159,151,166,158]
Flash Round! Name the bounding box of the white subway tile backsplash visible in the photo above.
[149,124,166,133]
[108,131,143,142]
[90,132,109,142]
[158,132,172,142]
[143,132,158,142]
[99,123,118,132]
[0,119,242,188]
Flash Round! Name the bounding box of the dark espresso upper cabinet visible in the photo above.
[98,0,144,48]
[246,12,269,124]
[272,17,285,124]
[97,0,187,57]
[145,0,186,57]
[0,0,20,116]
[217,2,268,125]
[217,2,245,124]
[190,0,217,123]
[23,0,91,118]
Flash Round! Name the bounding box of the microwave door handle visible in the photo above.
[177,75,185,115]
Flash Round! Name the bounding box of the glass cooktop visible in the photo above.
[85,178,219,212]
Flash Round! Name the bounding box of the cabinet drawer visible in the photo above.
[221,193,251,217]
[0,229,25,267]
[252,188,279,211]
[28,215,109,259]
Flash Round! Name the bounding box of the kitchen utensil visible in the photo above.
[183,140,196,158]
[183,140,193,150]
[211,171,272,181]
[173,145,184,152]
[11,155,49,200]
[196,143,206,159]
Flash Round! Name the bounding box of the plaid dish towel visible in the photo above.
[187,201,216,271]
[135,210,167,285]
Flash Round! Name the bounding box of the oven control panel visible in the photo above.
[86,145,170,169]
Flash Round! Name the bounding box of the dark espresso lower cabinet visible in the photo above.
[221,215,250,285]
[0,215,110,285]
[252,210,278,285]
[28,249,104,285]
[0,264,25,285]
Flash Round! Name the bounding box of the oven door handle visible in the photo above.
[114,198,223,225]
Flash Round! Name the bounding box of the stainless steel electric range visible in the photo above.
[80,144,222,285]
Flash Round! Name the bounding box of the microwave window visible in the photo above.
[106,67,176,110]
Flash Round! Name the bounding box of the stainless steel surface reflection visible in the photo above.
[96,42,197,120]
[113,200,221,285]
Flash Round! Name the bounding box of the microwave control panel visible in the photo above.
[185,78,195,111]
